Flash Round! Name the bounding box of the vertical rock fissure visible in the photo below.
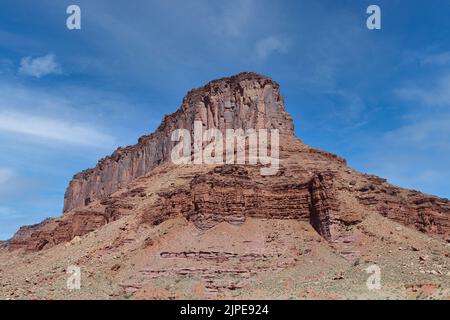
[308,174,333,240]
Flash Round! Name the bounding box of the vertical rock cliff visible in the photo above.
[63,72,294,212]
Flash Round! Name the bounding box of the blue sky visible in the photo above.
[1,0,450,239]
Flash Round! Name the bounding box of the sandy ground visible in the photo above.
[1,212,448,300]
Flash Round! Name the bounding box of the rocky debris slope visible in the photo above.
[1,214,449,300]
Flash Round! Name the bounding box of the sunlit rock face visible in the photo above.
[63,72,294,213]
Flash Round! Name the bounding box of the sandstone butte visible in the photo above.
[1,72,449,300]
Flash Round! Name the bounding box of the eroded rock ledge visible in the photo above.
[144,165,350,242]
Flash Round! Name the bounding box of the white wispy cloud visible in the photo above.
[0,167,15,186]
[0,206,13,216]
[212,0,253,37]
[421,51,450,66]
[0,206,22,219]
[359,116,450,199]
[0,111,115,147]
[0,167,24,200]
[396,73,450,107]
[19,53,62,78]
[384,116,450,150]
[256,36,290,59]
[383,66,450,198]
[0,80,140,150]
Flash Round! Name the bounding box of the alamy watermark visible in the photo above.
[66,5,81,30]
[171,121,280,176]
[65,5,380,31]
[367,5,381,30]
[366,264,381,290]
[67,265,81,290]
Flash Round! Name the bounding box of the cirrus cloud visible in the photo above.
[0,167,15,186]
[395,70,450,108]
[256,35,290,60]
[0,110,115,148]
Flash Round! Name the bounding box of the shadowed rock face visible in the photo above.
[63,72,294,213]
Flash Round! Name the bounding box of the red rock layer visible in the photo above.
[351,175,450,242]
[9,211,108,251]
[143,165,346,237]
[63,72,294,212]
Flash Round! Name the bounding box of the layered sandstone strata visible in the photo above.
[350,174,450,241]
[63,72,294,212]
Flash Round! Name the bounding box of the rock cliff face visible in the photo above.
[351,174,450,241]
[8,211,109,251]
[7,72,450,254]
[146,165,315,230]
[63,72,294,213]
[145,165,354,240]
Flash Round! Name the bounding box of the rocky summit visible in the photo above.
[1,72,449,300]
